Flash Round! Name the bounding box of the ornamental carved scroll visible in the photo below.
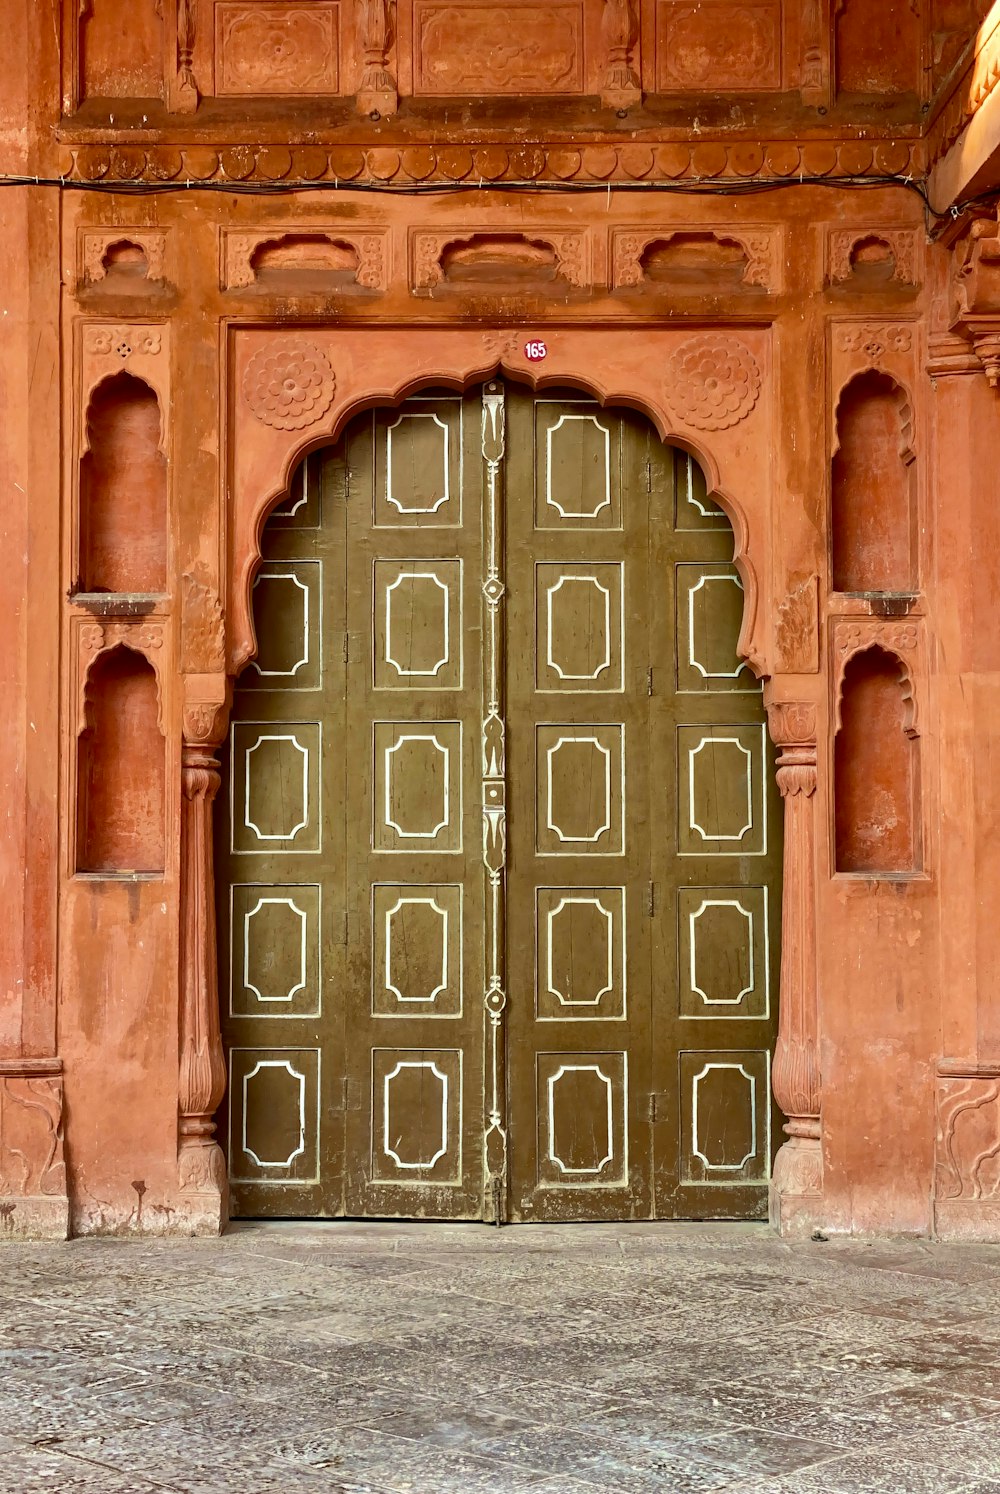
[0,1074,67,1200]
[936,1073,1000,1203]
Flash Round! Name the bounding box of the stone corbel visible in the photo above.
[178,672,232,1232]
[948,215,1000,385]
[0,1059,69,1240]
[765,697,824,1236]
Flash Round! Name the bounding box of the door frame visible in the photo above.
[176,324,824,1236]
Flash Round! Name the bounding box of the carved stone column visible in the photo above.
[767,700,824,1235]
[357,0,398,118]
[178,690,230,1232]
[167,0,199,113]
[601,0,641,111]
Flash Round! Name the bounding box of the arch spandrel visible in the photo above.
[227,326,773,675]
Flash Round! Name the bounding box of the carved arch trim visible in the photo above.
[227,327,772,679]
[831,368,915,465]
[78,630,167,735]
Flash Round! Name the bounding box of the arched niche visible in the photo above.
[831,370,916,595]
[835,645,920,875]
[79,372,167,595]
[77,645,165,875]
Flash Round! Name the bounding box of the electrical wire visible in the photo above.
[0,169,994,226]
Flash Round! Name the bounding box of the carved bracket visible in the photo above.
[181,573,225,674]
[78,620,167,734]
[831,619,922,737]
[774,575,820,674]
[221,228,388,291]
[612,226,778,291]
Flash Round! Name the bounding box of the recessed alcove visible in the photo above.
[835,0,920,95]
[80,0,163,100]
[79,373,167,595]
[101,240,150,279]
[835,646,920,875]
[640,233,748,287]
[831,371,916,595]
[77,646,165,875]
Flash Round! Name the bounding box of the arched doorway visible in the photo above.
[217,381,781,1222]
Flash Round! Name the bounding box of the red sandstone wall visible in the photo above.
[1,0,999,1238]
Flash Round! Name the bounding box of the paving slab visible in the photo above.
[0,1222,998,1492]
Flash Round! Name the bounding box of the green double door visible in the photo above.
[219,382,781,1222]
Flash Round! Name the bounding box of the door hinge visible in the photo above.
[336,908,348,945]
[343,631,350,664]
[646,1093,668,1124]
[647,666,654,696]
[645,458,652,495]
[646,881,655,917]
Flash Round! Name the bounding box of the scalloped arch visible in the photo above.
[231,351,763,678]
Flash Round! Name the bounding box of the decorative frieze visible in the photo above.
[65,139,921,189]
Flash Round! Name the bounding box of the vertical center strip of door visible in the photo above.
[481,381,508,1223]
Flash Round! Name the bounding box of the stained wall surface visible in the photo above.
[1,0,1000,1239]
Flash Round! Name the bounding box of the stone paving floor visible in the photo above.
[2,1222,1000,1493]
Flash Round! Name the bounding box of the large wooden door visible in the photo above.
[220,382,781,1221]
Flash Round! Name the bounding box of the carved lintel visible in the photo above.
[601,0,641,110]
[357,0,398,118]
[178,739,227,1228]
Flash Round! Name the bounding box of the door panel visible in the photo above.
[220,382,781,1223]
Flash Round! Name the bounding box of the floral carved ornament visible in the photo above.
[665,334,762,431]
[243,341,336,431]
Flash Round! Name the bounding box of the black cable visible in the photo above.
[0,169,995,224]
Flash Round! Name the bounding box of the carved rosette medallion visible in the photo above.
[666,335,762,430]
[242,342,336,431]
